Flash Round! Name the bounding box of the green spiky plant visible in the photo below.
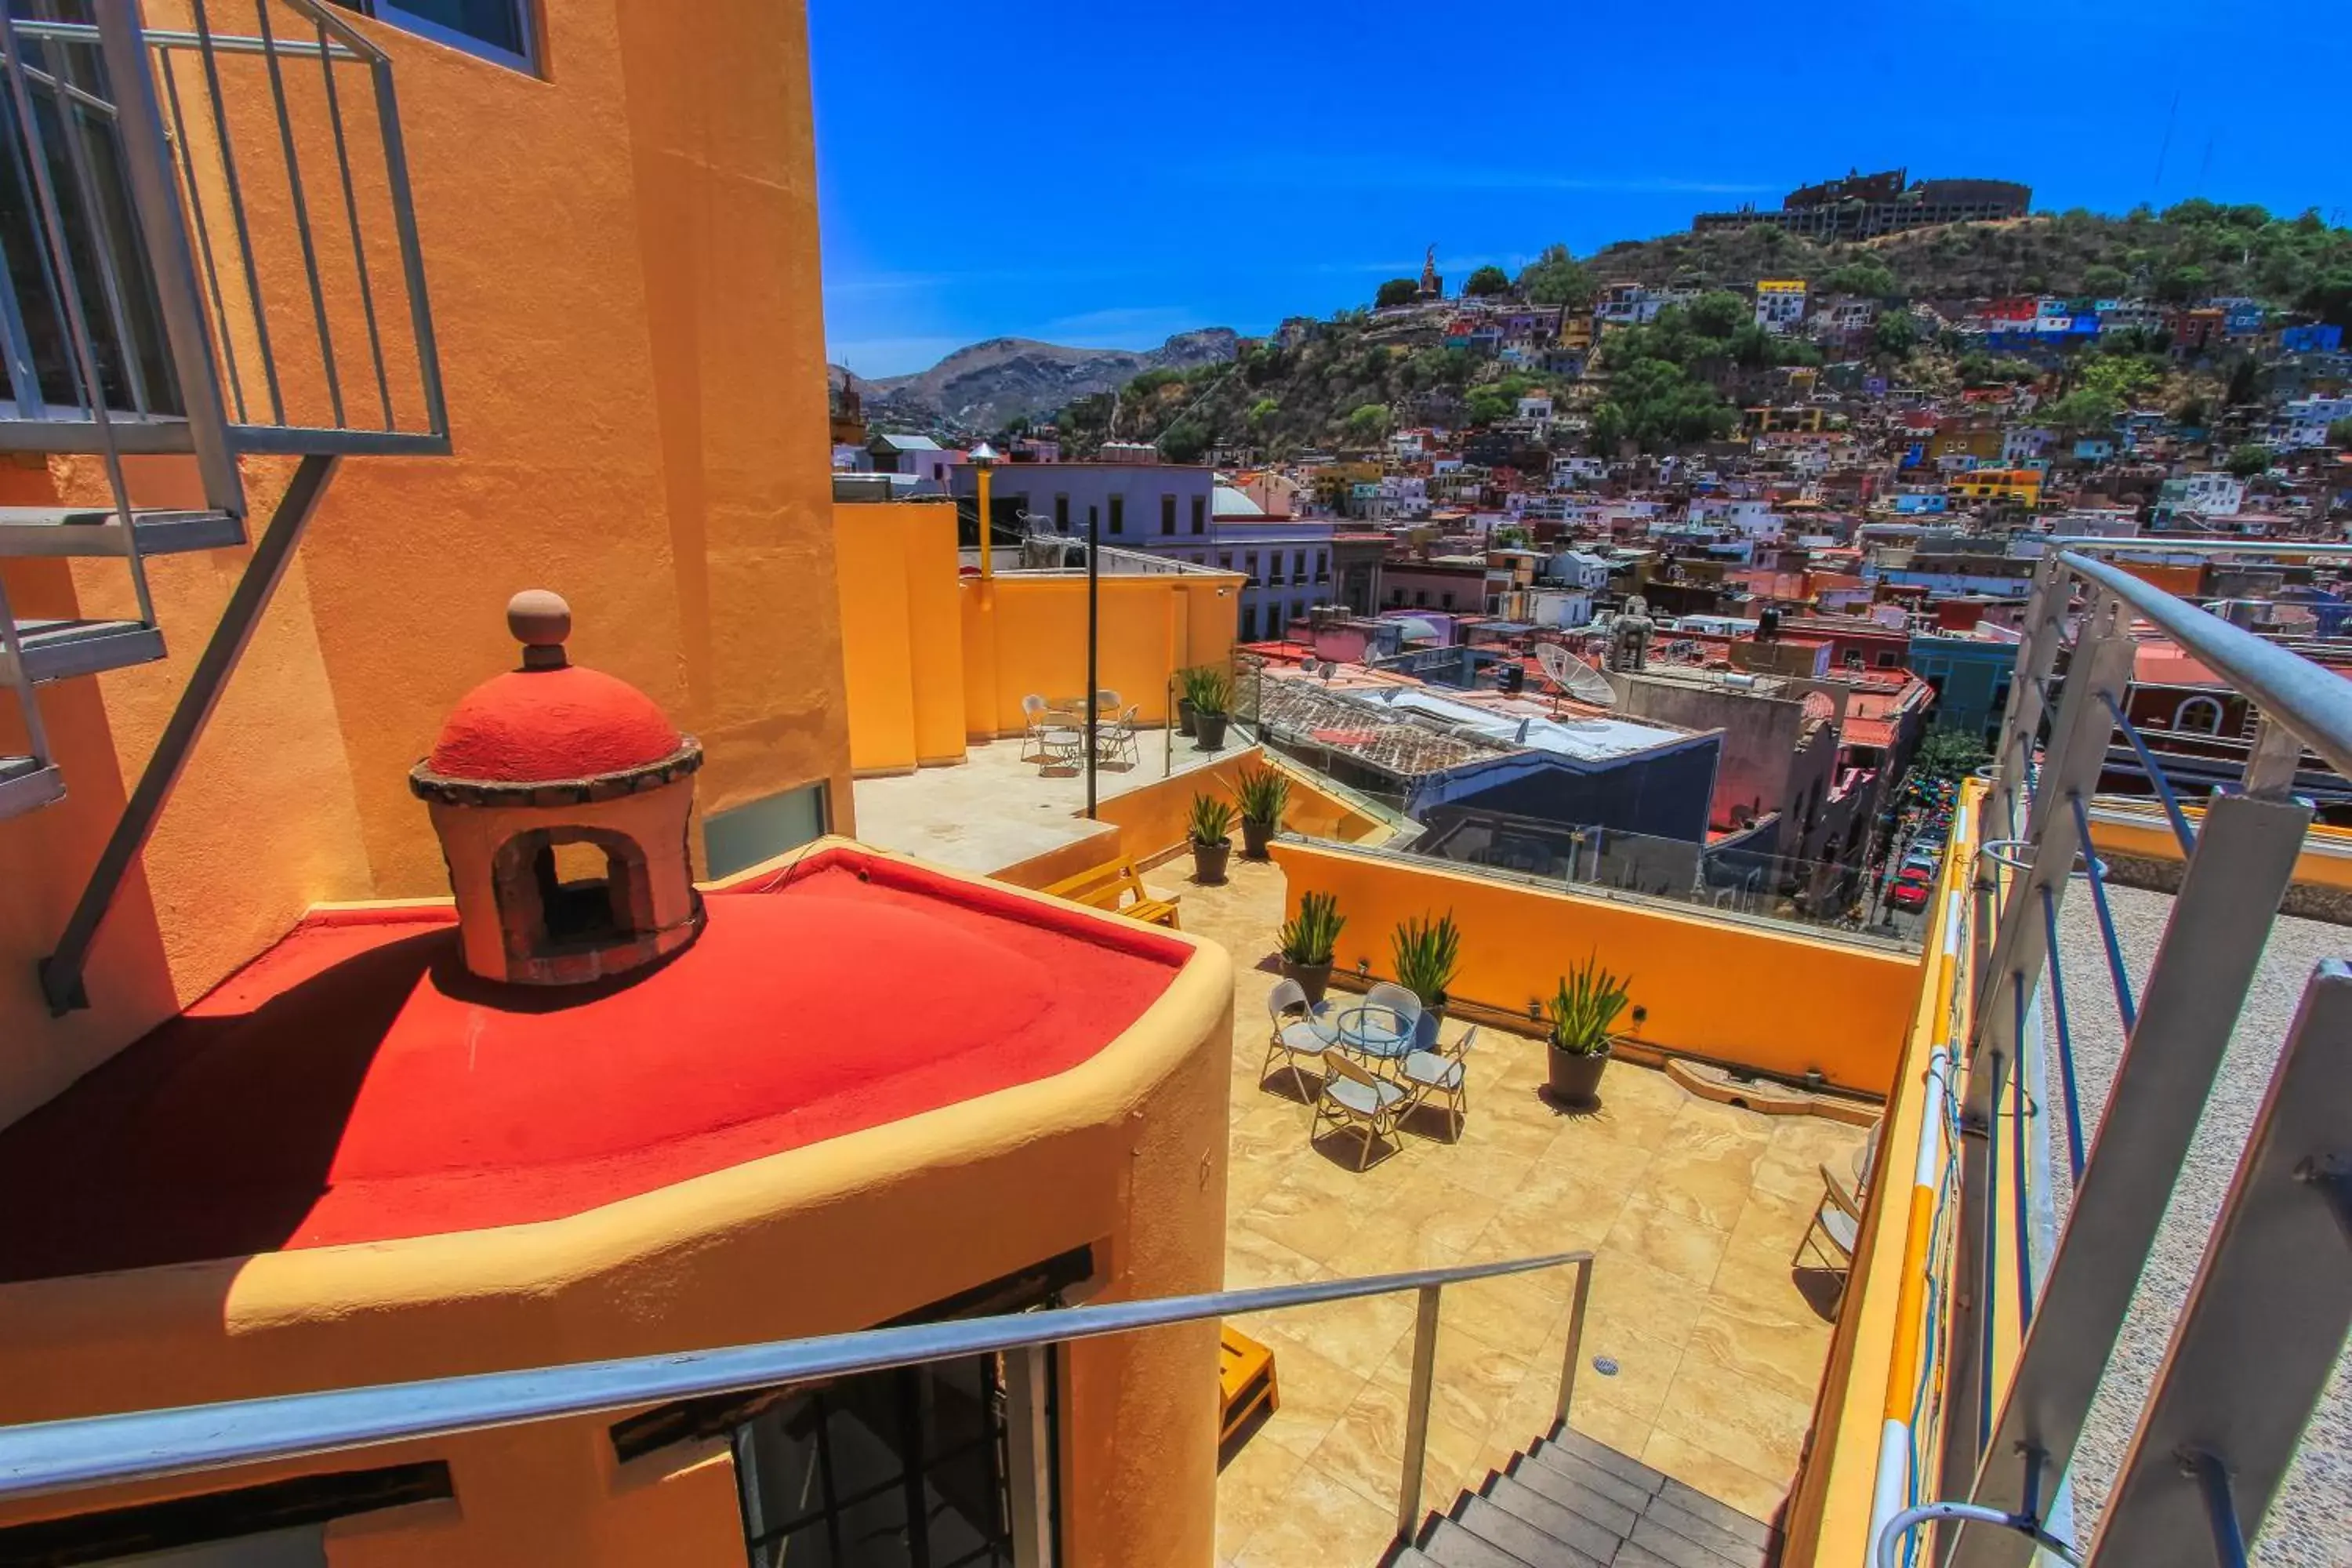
[1391,911,1461,1007]
[1233,764,1290,827]
[1277,891,1345,966]
[1547,953,1635,1058]
[1184,665,1234,717]
[1187,793,1234,846]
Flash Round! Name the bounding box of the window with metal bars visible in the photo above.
[731,1352,1045,1568]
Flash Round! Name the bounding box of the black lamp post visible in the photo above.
[1086,495,1100,818]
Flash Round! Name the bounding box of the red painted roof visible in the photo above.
[0,848,1185,1283]
[428,664,681,782]
[1842,717,1898,749]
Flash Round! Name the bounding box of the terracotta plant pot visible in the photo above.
[1177,697,1196,738]
[1194,712,1229,751]
[1282,959,1332,1006]
[1241,816,1276,858]
[1547,1042,1611,1106]
[1191,837,1231,884]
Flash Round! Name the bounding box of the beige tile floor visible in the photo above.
[1181,856,1868,1566]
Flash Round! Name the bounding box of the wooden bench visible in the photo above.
[1041,857,1180,929]
[1218,1324,1279,1449]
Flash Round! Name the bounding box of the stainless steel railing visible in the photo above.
[0,0,446,470]
[0,1249,1597,1552]
[1890,545,2352,1568]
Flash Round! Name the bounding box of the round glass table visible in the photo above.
[1336,1003,1414,1065]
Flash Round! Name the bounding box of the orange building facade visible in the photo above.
[0,5,1229,1565]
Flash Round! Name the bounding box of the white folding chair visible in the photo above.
[1261,978,1336,1100]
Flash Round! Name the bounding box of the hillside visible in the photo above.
[1580,201,2352,314]
[1037,199,2352,461]
[833,328,1238,432]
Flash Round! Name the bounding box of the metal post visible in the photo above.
[975,460,993,578]
[1085,506,1098,819]
[42,455,340,1012]
[2079,962,2352,1568]
[92,0,245,517]
[1943,590,2132,1501]
[1004,1343,1057,1568]
[1553,1257,1593,1427]
[1952,793,2313,1568]
[2240,713,2303,800]
[1989,557,2066,842]
[1397,1284,1441,1540]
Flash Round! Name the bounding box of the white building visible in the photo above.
[1529,587,1595,629]
[2271,395,2352,449]
[2157,473,2247,517]
[1754,280,1807,334]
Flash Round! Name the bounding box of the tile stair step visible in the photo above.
[1534,1430,1668,1497]
[1479,1473,1628,1564]
[1504,1451,1646,1534]
[1389,1551,1443,1568]
[1421,1515,1543,1568]
[0,506,244,559]
[8,619,165,683]
[1636,1497,1773,1567]
[1519,1440,1660,1515]
[1624,1515,1762,1568]
[1454,1494,1610,1568]
[1656,1479,1777,1551]
[0,756,64,819]
[1613,1546,1687,1568]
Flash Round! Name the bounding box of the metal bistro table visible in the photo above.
[1337,1003,1414,1069]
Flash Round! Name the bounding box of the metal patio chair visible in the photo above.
[1261,978,1337,1101]
[1399,1025,1476,1141]
[1312,1050,1410,1171]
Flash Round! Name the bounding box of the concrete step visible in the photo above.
[7,618,165,683]
[1453,1493,1609,1568]
[0,506,244,559]
[1519,1439,1660,1516]
[0,756,64,819]
[1657,1479,1776,1552]
[1624,1512,1762,1568]
[1505,1449,1646,1533]
[1421,1515,1541,1568]
[1479,1473,1627,1563]
[1530,1429,1668,1498]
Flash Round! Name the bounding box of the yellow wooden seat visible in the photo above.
[1041,857,1180,929]
[1218,1323,1279,1448]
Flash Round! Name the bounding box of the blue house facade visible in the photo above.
[1908,633,2017,742]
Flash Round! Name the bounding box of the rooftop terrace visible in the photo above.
[1184,858,1868,1563]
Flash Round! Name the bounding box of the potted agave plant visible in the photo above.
[1187,666,1234,753]
[1392,911,1461,1051]
[1545,953,1634,1107]
[1234,764,1290,858]
[1276,891,1345,1004]
[1175,668,1200,739]
[1188,793,1234,884]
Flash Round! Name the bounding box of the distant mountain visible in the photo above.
[832,328,1239,432]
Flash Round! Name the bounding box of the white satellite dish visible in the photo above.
[1537,643,1618,707]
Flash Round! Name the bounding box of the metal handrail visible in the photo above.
[2055,551,2352,781]
[0,1248,1596,1539]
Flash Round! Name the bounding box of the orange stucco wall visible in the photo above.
[0,0,853,1128]
[960,569,1241,742]
[0,845,1235,1568]
[1269,839,1922,1095]
[830,500,968,773]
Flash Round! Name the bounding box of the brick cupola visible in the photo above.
[410,590,704,985]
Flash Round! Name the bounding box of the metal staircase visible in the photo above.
[0,0,444,1007]
[1401,1426,1780,1568]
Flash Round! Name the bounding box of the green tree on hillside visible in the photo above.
[1375,278,1419,309]
[1819,259,1896,297]
[2082,263,2129,296]
[2224,443,2272,478]
[1342,402,1392,443]
[2328,416,2352,448]
[1464,265,1511,297]
[1160,420,1210,464]
[1517,245,1595,308]
[1872,312,1918,358]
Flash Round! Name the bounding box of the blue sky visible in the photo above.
[811,0,2352,377]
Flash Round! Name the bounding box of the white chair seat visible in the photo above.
[1817,1204,1859,1257]
[1399,1050,1463,1091]
[1278,1021,1337,1053]
[1327,1076,1407,1116]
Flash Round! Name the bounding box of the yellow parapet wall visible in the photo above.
[1268,837,1922,1096]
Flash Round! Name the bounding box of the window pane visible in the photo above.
[365,0,528,59]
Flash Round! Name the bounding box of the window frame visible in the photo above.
[335,0,540,74]
[1108,495,1124,535]
[1160,493,1177,535]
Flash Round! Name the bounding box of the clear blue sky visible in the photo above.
[811,0,2352,377]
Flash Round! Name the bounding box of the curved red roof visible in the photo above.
[0,849,1188,1281]
[426,665,681,782]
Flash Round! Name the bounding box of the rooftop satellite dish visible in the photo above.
[1537,643,1618,707]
